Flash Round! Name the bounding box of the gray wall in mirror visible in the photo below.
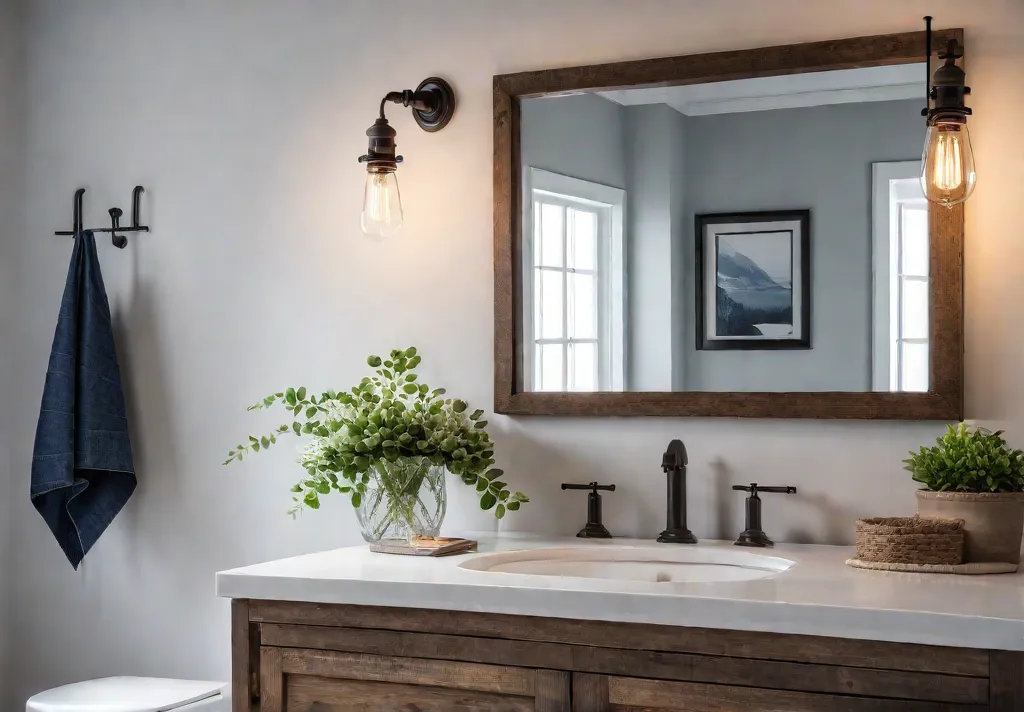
[520,93,626,190]
[682,99,923,392]
[519,87,924,394]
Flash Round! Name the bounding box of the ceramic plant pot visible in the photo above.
[916,490,1024,564]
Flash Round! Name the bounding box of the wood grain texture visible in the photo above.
[259,646,285,712]
[249,602,989,677]
[497,29,963,97]
[535,670,572,712]
[285,675,537,712]
[259,623,985,704]
[572,645,985,704]
[573,674,609,712]
[278,648,536,697]
[492,28,965,420]
[989,651,1024,711]
[930,201,965,419]
[493,75,518,414]
[607,675,985,712]
[261,623,573,669]
[231,599,256,712]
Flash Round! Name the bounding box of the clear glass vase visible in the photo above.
[355,457,448,543]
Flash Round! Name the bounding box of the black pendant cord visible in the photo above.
[923,15,933,120]
[54,185,150,249]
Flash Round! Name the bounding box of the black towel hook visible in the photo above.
[108,208,127,249]
[55,186,150,249]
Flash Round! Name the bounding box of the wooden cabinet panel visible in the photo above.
[259,623,987,705]
[990,651,1024,712]
[574,673,986,712]
[286,676,536,712]
[258,647,570,712]
[249,601,989,677]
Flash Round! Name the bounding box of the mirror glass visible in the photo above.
[518,64,930,393]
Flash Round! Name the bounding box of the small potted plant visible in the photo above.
[225,347,528,543]
[905,423,1024,564]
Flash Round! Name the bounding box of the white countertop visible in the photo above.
[217,534,1024,651]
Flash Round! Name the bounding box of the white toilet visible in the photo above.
[26,677,230,712]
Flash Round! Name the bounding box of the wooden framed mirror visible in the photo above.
[494,29,964,419]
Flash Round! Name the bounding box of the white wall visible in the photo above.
[0,0,25,702]
[5,0,1023,707]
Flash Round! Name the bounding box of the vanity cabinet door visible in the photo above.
[259,646,570,712]
[570,673,976,712]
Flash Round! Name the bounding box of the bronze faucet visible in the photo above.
[658,440,697,544]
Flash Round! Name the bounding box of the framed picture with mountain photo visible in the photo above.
[695,210,811,351]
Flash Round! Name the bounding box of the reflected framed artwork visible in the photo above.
[696,210,811,350]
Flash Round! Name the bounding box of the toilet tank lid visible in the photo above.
[26,677,227,712]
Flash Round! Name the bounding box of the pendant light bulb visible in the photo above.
[361,169,403,238]
[921,121,976,208]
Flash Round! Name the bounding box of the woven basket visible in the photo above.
[854,516,964,565]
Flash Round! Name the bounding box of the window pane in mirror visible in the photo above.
[901,279,929,340]
[569,341,597,391]
[532,270,542,341]
[901,341,929,392]
[901,206,929,277]
[536,343,564,391]
[539,269,563,339]
[568,208,598,271]
[568,272,597,339]
[539,203,564,267]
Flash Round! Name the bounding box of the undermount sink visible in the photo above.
[460,546,795,584]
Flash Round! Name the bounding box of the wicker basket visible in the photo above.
[854,516,965,565]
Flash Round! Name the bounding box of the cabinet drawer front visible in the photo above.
[286,675,536,711]
[575,673,986,712]
[259,647,570,712]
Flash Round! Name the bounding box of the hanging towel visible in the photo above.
[31,230,136,569]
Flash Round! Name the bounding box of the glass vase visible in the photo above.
[355,457,448,543]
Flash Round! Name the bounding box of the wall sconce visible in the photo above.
[358,77,457,238]
[921,16,976,207]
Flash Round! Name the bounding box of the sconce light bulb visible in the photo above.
[361,170,403,238]
[921,121,976,207]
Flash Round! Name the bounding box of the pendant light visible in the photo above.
[920,17,976,207]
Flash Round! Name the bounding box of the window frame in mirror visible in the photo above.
[494,28,964,419]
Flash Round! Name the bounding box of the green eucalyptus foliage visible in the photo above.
[904,423,1024,493]
[225,347,529,518]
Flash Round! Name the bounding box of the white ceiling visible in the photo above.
[596,63,927,116]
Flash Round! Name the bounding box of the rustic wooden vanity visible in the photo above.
[233,598,1021,711]
[221,538,1024,712]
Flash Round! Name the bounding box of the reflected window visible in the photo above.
[523,169,625,392]
[893,203,929,391]
[872,161,928,393]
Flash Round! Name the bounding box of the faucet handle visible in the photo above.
[732,483,797,495]
[733,483,796,548]
[561,482,615,538]
[561,482,616,493]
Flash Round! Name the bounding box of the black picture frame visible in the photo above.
[695,210,811,351]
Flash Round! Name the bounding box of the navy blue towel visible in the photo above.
[31,230,136,569]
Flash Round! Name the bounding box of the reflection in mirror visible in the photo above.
[518,64,930,394]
